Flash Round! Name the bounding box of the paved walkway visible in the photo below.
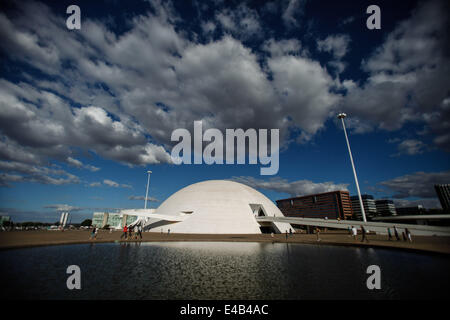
[0,230,449,255]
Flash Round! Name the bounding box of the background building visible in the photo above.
[396,205,426,216]
[92,212,138,229]
[435,184,450,210]
[276,191,353,220]
[375,199,397,216]
[0,215,11,226]
[351,195,377,220]
[59,212,70,228]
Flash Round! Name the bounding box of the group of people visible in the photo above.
[387,226,413,242]
[347,225,413,243]
[120,224,143,240]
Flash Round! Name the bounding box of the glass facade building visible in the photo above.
[92,212,138,229]
[375,199,397,216]
[351,195,377,220]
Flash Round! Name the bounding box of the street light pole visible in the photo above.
[337,113,367,222]
[144,170,152,209]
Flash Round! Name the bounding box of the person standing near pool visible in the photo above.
[387,228,392,240]
[394,226,400,241]
[361,225,369,243]
[351,226,357,240]
[90,227,96,240]
[138,225,143,240]
[405,228,413,243]
[121,225,128,240]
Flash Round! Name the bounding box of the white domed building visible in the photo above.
[123,180,293,234]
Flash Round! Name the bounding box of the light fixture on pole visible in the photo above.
[337,113,367,222]
[144,170,152,209]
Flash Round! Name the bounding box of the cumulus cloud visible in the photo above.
[103,179,132,188]
[215,4,263,39]
[43,204,83,212]
[392,139,427,156]
[379,170,450,199]
[340,0,450,146]
[282,0,305,28]
[0,160,80,187]
[128,195,159,202]
[317,34,351,73]
[67,157,100,172]
[0,0,448,188]
[317,34,350,59]
[231,176,349,197]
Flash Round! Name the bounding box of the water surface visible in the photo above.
[0,242,448,299]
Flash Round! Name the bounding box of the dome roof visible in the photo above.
[153,180,287,234]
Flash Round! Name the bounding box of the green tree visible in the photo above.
[81,219,92,227]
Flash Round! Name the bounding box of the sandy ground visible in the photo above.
[0,229,450,255]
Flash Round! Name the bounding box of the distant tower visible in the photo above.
[435,184,450,210]
[59,212,70,228]
[145,170,152,209]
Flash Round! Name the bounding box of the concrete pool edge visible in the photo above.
[1,231,449,256]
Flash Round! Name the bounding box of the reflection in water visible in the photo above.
[0,242,448,299]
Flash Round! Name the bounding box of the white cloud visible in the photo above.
[231,176,349,197]
[44,204,83,212]
[128,195,159,202]
[340,0,450,148]
[393,139,426,156]
[103,179,132,188]
[282,0,305,28]
[379,170,450,199]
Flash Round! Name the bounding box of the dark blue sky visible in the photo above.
[0,0,449,222]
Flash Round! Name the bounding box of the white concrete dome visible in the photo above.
[150,180,291,234]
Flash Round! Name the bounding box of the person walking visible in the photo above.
[351,226,357,240]
[387,227,392,241]
[361,225,369,242]
[285,230,288,240]
[168,228,170,235]
[405,228,412,243]
[315,227,321,241]
[393,226,400,241]
[90,227,96,240]
[128,225,132,239]
[289,228,293,236]
[94,226,98,239]
[121,225,128,240]
[138,225,143,240]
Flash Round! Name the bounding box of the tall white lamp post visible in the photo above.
[337,113,367,222]
[144,170,152,209]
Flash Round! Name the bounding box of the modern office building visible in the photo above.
[125,180,293,234]
[276,191,354,220]
[351,195,377,220]
[435,184,450,210]
[375,199,397,216]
